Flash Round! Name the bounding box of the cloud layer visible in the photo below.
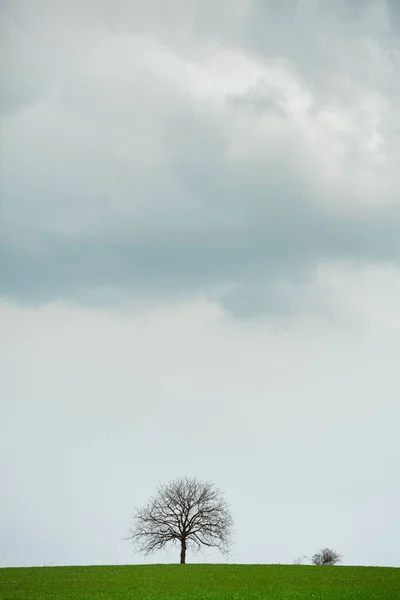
[1,0,399,315]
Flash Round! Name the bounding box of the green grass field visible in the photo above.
[0,564,399,600]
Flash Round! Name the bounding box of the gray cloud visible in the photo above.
[1,0,399,316]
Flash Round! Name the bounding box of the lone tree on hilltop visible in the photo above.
[124,476,234,564]
[311,548,342,566]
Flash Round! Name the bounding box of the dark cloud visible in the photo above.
[0,0,399,315]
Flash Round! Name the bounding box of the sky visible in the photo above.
[0,0,399,568]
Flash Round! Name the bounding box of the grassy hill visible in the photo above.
[1,564,399,600]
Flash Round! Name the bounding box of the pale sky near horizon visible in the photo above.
[1,0,400,568]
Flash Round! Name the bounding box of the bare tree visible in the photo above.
[293,555,307,565]
[311,548,342,566]
[124,476,234,564]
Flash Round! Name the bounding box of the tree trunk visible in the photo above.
[180,540,186,564]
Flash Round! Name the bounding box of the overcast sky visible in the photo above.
[1,0,399,568]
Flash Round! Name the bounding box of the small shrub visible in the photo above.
[312,548,341,565]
